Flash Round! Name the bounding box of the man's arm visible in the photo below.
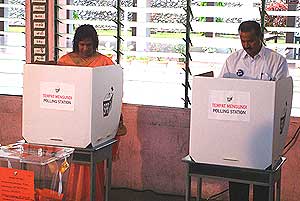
[274,57,289,80]
[219,59,230,78]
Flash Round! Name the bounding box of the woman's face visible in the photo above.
[78,38,94,58]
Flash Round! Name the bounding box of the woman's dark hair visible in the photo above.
[238,20,263,40]
[73,24,99,52]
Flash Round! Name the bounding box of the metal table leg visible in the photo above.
[106,156,112,201]
[185,164,191,201]
[90,153,96,201]
[268,181,274,201]
[276,176,281,201]
[196,177,202,201]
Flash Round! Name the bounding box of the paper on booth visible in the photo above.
[40,82,75,111]
[208,90,250,122]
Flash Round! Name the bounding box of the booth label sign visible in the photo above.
[40,82,75,111]
[208,90,250,122]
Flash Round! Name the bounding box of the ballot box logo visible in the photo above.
[103,86,114,117]
[280,101,288,135]
[226,96,233,102]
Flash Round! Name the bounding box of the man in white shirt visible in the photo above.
[220,21,288,81]
[219,21,289,201]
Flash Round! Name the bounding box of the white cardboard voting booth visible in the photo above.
[189,76,293,169]
[22,64,123,148]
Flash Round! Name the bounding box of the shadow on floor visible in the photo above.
[110,187,225,201]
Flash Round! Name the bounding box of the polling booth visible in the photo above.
[0,64,123,200]
[183,76,294,201]
[22,64,123,148]
[189,76,293,170]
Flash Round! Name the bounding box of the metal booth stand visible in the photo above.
[72,139,117,201]
[182,155,286,201]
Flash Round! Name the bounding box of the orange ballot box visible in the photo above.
[22,64,123,148]
[0,142,74,201]
[189,76,293,169]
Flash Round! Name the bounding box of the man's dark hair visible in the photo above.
[73,24,99,52]
[238,21,263,40]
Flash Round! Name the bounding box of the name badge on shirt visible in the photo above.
[236,69,244,77]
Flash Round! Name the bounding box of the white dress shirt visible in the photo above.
[219,46,288,80]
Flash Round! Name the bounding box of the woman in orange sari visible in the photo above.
[58,24,126,201]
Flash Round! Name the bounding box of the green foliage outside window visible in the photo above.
[197,2,224,23]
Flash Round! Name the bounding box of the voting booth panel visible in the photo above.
[22,64,123,148]
[189,76,293,169]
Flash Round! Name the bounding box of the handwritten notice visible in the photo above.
[34,30,45,37]
[32,0,46,2]
[34,47,45,54]
[34,55,46,62]
[31,0,48,64]
[208,90,250,122]
[34,22,45,29]
[33,13,45,20]
[34,38,46,45]
[40,82,75,111]
[33,5,45,12]
[0,167,34,201]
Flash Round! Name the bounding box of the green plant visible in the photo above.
[73,11,80,20]
[197,2,224,23]
[173,44,185,54]
[72,11,80,30]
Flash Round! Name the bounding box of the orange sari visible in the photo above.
[58,52,113,67]
[58,52,126,201]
